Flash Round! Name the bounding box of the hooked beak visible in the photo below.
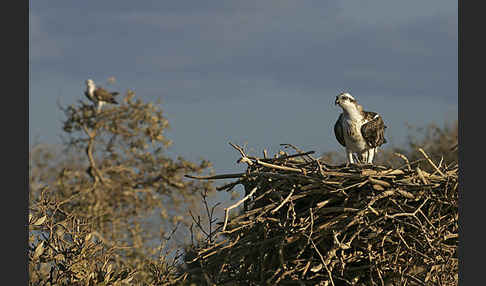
[334,97,340,106]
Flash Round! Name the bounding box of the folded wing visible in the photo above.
[361,111,387,148]
[334,113,346,147]
[94,88,119,104]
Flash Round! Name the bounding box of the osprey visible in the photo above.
[84,79,119,112]
[334,92,387,164]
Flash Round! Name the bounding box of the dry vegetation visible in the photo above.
[29,91,215,285]
[184,143,458,285]
[29,88,458,285]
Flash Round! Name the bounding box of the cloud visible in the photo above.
[29,1,457,145]
[29,1,458,184]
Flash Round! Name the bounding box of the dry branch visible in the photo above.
[186,144,459,285]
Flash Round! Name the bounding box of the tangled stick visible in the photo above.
[186,144,458,285]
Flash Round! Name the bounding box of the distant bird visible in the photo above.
[84,79,119,112]
[334,92,387,165]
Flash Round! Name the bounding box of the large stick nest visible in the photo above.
[186,144,458,286]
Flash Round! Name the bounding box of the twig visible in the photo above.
[272,151,316,161]
[418,148,446,177]
[394,152,412,171]
[309,238,335,286]
[222,186,258,231]
[271,189,295,214]
[185,144,458,284]
[255,160,303,173]
[184,173,245,180]
[229,142,247,158]
[416,166,429,185]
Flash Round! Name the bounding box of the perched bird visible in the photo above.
[84,79,119,112]
[334,92,387,165]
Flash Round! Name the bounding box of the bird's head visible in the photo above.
[85,79,95,89]
[335,92,357,108]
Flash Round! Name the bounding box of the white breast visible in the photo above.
[343,118,369,152]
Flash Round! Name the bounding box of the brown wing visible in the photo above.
[361,111,387,148]
[334,113,346,147]
[94,88,119,104]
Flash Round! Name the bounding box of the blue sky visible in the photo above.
[30,1,457,192]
